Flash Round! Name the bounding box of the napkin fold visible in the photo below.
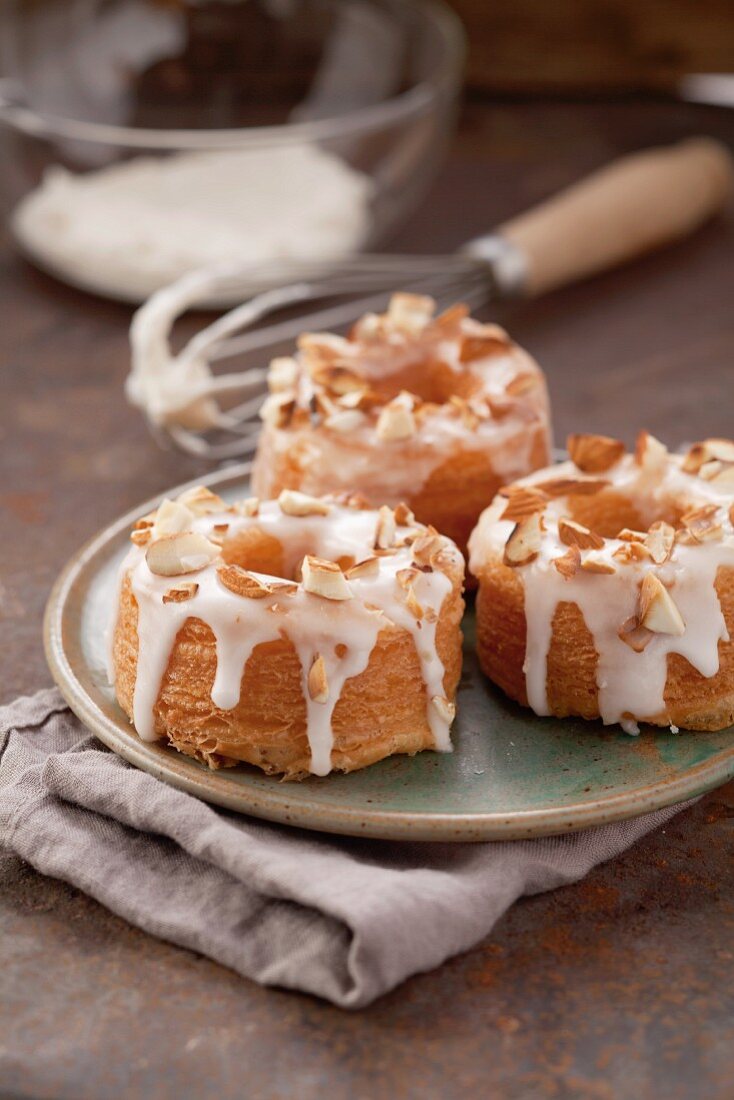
[0,689,688,1008]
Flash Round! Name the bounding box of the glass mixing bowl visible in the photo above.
[0,0,464,303]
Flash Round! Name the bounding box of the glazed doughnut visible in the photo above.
[251,293,552,556]
[468,432,734,733]
[110,485,465,778]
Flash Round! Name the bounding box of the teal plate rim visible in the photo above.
[44,464,734,842]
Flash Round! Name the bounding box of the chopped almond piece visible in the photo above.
[267,356,298,393]
[394,501,415,526]
[682,438,734,474]
[503,513,543,567]
[259,392,296,429]
[500,486,548,522]
[558,517,604,550]
[177,486,227,516]
[152,498,195,539]
[431,695,456,724]
[534,477,609,499]
[634,431,668,472]
[638,574,685,635]
[162,582,199,604]
[448,395,480,430]
[278,490,331,517]
[374,505,397,550]
[567,433,625,474]
[146,532,219,577]
[217,565,273,599]
[581,556,616,575]
[432,303,470,331]
[346,557,380,580]
[618,616,653,652]
[386,292,435,335]
[308,655,329,704]
[131,528,151,546]
[233,497,260,517]
[645,521,675,564]
[376,394,416,442]
[553,545,581,579]
[680,503,723,542]
[411,532,443,569]
[617,528,648,542]
[324,409,367,433]
[301,556,352,601]
[613,542,650,564]
[458,321,510,363]
[505,373,537,397]
[310,363,366,395]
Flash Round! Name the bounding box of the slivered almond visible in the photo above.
[301,556,352,600]
[259,392,296,429]
[567,433,625,474]
[386,292,435,335]
[278,489,331,517]
[504,513,543,566]
[131,528,151,546]
[431,695,456,723]
[217,565,272,598]
[645,521,675,564]
[374,505,397,550]
[233,496,260,517]
[534,477,609,499]
[558,517,604,550]
[162,582,199,604]
[267,356,298,393]
[618,616,653,652]
[308,655,329,704]
[500,487,548,522]
[397,567,420,590]
[394,502,415,526]
[638,573,685,635]
[376,394,416,441]
[554,545,581,579]
[152,498,195,539]
[699,459,724,481]
[581,556,616,575]
[682,438,734,474]
[634,431,668,472]
[177,486,227,516]
[146,532,219,577]
[346,557,379,580]
[680,503,723,542]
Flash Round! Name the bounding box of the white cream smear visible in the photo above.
[13,144,372,302]
[115,502,458,775]
[469,454,734,733]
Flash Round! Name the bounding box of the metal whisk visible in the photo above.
[127,139,733,461]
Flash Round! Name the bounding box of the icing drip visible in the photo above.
[470,452,734,731]
[116,500,458,774]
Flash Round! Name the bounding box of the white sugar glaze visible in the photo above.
[469,454,734,731]
[114,501,459,775]
[255,306,551,502]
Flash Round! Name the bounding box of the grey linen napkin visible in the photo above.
[1,688,689,1008]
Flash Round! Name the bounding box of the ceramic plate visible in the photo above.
[44,466,734,842]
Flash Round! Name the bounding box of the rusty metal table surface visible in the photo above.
[2,99,734,1100]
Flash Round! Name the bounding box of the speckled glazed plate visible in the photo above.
[44,465,734,842]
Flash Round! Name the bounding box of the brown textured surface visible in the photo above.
[2,98,734,1097]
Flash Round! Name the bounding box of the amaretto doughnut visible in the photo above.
[110,486,464,778]
[468,432,734,734]
[252,293,552,556]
